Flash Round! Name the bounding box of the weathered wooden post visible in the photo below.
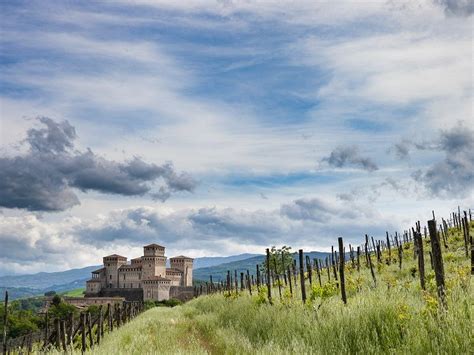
[298,249,306,304]
[287,266,293,296]
[55,318,61,349]
[226,270,231,292]
[413,228,425,290]
[60,320,67,351]
[338,237,347,304]
[87,312,93,348]
[97,306,103,345]
[356,246,360,272]
[365,243,376,287]
[315,259,322,286]
[107,304,112,332]
[266,248,272,304]
[68,312,74,347]
[428,219,446,308]
[2,291,8,355]
[305,255,312,286]
[246,270,252,296]
[386,232,391,265]
[81,313,86,353]
[234,270,238,293]
[256,265,261,291]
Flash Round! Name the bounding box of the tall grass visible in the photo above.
[77,223,472,354]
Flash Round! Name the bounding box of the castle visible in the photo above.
[85,244,194,301]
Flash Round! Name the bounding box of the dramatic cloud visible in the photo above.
[413,124,474,197]
[321,146,378,172]
[0,117,197,211]
[435,0,474,17]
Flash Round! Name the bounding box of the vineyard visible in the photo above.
[2,209,473,354]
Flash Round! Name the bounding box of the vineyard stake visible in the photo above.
[338,238,347,304]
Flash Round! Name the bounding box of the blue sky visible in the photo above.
[0,0,472,275]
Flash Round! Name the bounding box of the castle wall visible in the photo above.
[169,286,195,302]
[143,283,170,301]
[118,267,142,289]
[97,288,144,302]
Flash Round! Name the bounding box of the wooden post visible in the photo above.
[287,266,293,296]
[315,259,322,286]
[68,312,74,347]
[356,246,360,272]
[227,270,231,292]
[428,219,446,307]
[325,257,330,281]
[386,232,391,264]
[256,265,261,291]
[338,237,347,304]
[60,320,67,351]
[266,248,272,304]
[462,216,469,257]
[365,243,376,287]
[414,228,425,290]
[55,318,61,349]
[305,255,312,286]
[2,291,8,355]
[246,270,252,296]
[331,246,338,282]
[87,312,94,348]
[97,306,103,345]
[234,270,238,293]
[108,304,113,332]
[298,249,306,304]
[81,313,86,353]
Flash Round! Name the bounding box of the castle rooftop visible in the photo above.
[170,255,193,260]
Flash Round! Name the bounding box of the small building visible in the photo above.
[85,244,194,301]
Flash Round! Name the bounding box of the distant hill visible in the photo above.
[193,251,331,282]
[0,265,101,289]
[193,253,260,269]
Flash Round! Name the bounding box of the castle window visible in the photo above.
[109,275,112,279]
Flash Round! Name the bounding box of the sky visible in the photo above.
[0,0,473,276]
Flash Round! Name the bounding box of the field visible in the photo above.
[60,288,85,297]
[63,220,473,355]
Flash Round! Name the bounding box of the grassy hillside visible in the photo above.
[69,220,473,354]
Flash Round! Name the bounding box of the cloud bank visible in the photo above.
[0,117,197,211]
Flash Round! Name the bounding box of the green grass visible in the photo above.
[59,222,473,355]
[60,288,85,297]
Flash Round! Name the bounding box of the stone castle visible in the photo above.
[85,244,194,302]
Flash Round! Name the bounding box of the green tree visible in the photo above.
[263,246,293,275]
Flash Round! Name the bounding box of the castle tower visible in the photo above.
[169,256,193,286]
[141,244,167,280]
[103,254,127,288]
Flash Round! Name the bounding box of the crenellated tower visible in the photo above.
[141,244,167,280]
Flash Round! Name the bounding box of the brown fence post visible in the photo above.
[246,270,252,296]
[298,249,306,304]
[2,291,8,355]
[287,266,293,296]
[365,242,376,287]
[413,228,426,290]
[256,265,260,291]
[266,248,272,304]
[60,320,67,351]
[428,219,446,308]
[338,238,347,304]
[55,318,61,349]
[81,313,86,354]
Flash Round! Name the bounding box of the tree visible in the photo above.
[262,246,293,275]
